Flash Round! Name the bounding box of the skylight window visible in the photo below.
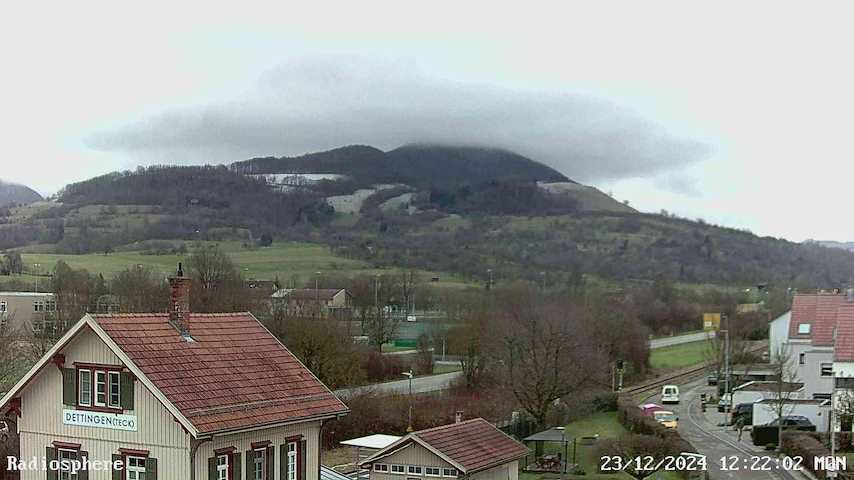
[798,323,811,334]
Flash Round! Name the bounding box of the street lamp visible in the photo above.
[486,269,493,290]
[402,370,414,432]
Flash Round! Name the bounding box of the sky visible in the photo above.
[2,1,853,242]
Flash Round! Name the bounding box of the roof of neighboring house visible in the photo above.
[0,312,348,437]
[833,303,854,361]
[788,293,846,346]
[272,288,347,301]
[320,466,351,480]
[0,291,54,297]
[361,419,529,474]
[733,381,803,393]
[93,313,348,434]
[340,434,402,450]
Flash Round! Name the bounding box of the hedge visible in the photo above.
[617,399,695,454]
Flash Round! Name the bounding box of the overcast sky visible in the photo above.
[2,1,853,242]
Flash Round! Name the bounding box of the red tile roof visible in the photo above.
[834,303,854,361]
[93,313,348,434]
[788,294,846,345]
[413,419,529,473]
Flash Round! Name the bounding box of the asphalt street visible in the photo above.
[650,378,807,480]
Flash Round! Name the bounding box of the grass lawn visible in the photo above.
[649,341,708,372]
[432,363,462,375]
[13,240,472,288]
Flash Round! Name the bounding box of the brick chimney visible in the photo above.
[168,263,192,336]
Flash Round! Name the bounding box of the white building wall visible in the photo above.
[769,312,792,363]
[801,349,834,398]
[16,327,192,479]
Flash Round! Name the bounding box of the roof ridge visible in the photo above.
[415,418,485,435]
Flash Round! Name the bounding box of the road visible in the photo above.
[334,371,463,398]
[649,377,804,480]
[650,331,715,349]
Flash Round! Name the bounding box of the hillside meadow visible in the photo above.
[6,241,471,288]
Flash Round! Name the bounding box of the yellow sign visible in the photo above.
[703,313,721,331]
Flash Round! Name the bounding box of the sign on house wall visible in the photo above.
[62,409,138,431]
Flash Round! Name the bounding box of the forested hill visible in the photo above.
[230,144,570,187]
[0,180,42,206]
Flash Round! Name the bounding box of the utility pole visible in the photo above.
[315,271,321,317]
[403,370,414,432]
[722,313,731,418]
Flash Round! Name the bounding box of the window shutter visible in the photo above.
[245,450,253,480]
[46,446,58,480]
[113,454,124,480]
[208,457,217,480]
[299,441,306,480]
[233,452,243,480]
[146,457,158,480]
[120,372,135,410]
[280,444,286,480]
[266,446,275,480]
[78,451,89,480]
[62,368,77,405]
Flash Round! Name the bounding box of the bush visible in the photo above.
[363,351,404,382]
[616,399,695,455]
[781,432,834,477]
[592,392,618,412]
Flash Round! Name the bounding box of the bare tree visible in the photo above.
[399,271,419,313]
[0,314,24,393]
[111,265,169,313]
[498,297,607,428]
[758,344,800,450]
[266,312,365,390]
[186,244,247,312]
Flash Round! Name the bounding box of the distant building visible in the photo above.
[360,418,528,480]
[0,291,56,334]
[271,288,353,318]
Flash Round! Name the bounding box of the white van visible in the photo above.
[661,385,680,404]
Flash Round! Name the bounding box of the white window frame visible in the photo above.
[821,363,834,377]
[33,300,44,312]
[287,442,298,480]
[94,371,107,407]
[0,301,6,313]
[126,456,146,480]
[425,467,441,477]
[799,323,811,334]
[254,448,266,480]
[46,299,57,312]
[217,454,229,480]
[408,466,423,476]
[58,448,78,480]
[374,464,389,473]
[108,371,121,408]
[391,465,406,475]
[78,369,92,406]
[442,469,458,477]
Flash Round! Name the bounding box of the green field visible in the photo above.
[7,241,471,288]
[650,341,708,371]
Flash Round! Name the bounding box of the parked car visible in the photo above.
[652,410,679,429]
[661,385,680,404]
[767,416,813,427]
[707,371,719,385]
[717,393,732,413]
[640,403,665,417]
[751,416,816,446]
[729,403,753,425]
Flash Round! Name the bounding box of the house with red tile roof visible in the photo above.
[0,264,348,480]
[359,418,529,480]
[783,292,848,401]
